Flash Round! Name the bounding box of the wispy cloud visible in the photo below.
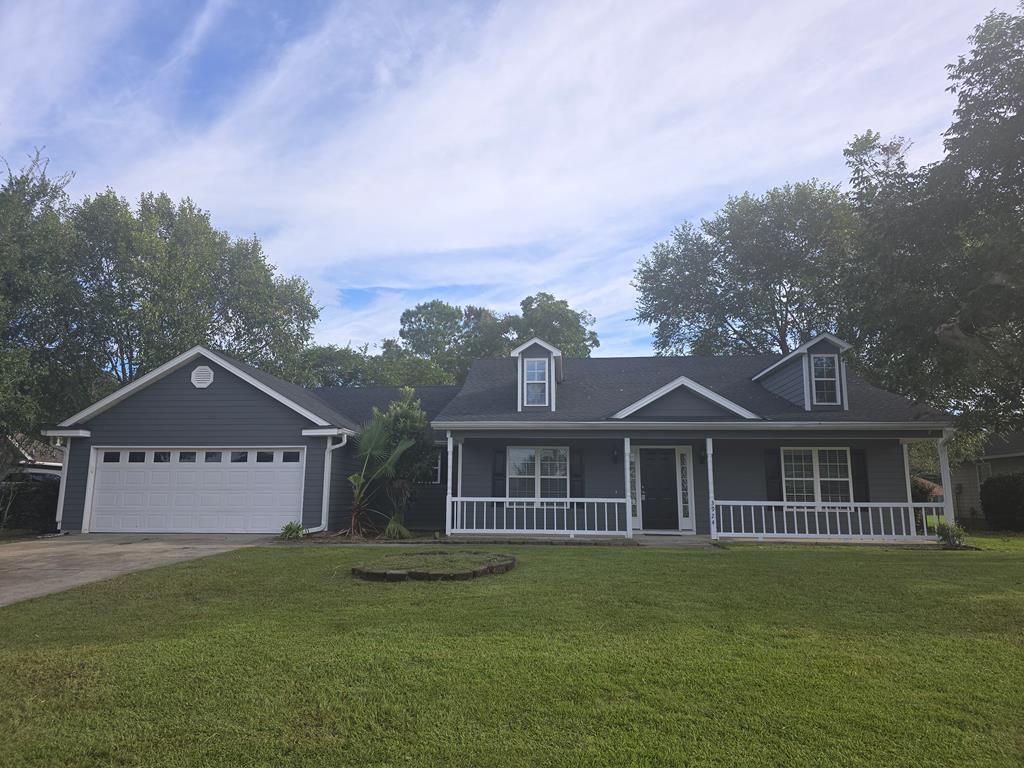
[2,0,1006,354]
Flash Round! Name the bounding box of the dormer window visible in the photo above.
[811,354,839,405]
[524,359,549,406]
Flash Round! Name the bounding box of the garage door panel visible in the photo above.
[90,448,305,533]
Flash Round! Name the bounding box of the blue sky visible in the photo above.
[0,0,1008,356]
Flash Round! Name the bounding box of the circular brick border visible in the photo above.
[351,552,516,582]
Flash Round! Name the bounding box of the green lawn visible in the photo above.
[1,543,1022,767]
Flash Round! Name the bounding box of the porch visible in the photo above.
[443,432,955,541]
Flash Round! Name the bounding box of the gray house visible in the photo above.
[43,333,955,541]
[950,433,1024,524]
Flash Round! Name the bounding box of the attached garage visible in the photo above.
[89,447,306,533]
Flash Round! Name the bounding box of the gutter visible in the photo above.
[307,433,349,534]
[430,420,953,432]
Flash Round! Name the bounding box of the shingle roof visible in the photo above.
[434,355,949,424]
[983,432,1024,457]
[314,385,460,428]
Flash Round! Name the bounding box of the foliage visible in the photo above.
[0,154,319,433]
[634,182,856,355]
[279,521,305,540]
[980,473,1024,531]
[0,476,58,532]
[346,417,414,537]
[3,546,1024,766]
[936,520,967,547]
[910,477,937,503]
[632,5,1024,433]
[370,387,436,539]
[508,292,599,357]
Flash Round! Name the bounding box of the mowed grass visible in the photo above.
[1,543,1023,767]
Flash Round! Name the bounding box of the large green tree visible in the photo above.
[633,182,857,355]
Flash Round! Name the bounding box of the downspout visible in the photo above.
[308,433,349,534]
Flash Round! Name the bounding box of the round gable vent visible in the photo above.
[191,365,215,389]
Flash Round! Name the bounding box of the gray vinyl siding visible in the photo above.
[954,455,1024,522]
[455,434,912,535]
[628,386,740,420]
[760,359,805,407]
[328,443,361,531]
[59,358,327,531]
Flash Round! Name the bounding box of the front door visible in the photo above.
[638,448,678,530]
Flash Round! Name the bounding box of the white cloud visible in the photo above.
[3,0,1009,354]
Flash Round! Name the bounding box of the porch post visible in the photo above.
[623,436,632,538]
[706,437,717,540]
[937,429,955,525]
[902,442,914,504]
[445,430,454,536]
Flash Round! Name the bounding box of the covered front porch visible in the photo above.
[443,430,954,541]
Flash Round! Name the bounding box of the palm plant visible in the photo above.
[344,417,414,538]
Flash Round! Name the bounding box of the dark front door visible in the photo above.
[639,448,678,530]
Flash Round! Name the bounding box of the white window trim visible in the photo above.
[506,445,569,498]
[781,447,853,504]
[523,357,550,407]
[811,354,841,405]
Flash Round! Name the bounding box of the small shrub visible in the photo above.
[936,520,966,547]
[279,521,305,540]
[382,515,412,540]
[980,473,1024,531]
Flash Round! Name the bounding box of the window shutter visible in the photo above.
[492,449,506,497]
[764,449,783,501]
[570,449,584,497]
[851,449,870,502]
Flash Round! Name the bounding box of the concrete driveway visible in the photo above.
[0,533,267,607]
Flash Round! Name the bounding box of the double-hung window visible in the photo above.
[524,358,549,406]
[507,447,568,498]
[782,448,852,504]
[811,354,840,404]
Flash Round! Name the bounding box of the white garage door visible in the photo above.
[90,448,305,533]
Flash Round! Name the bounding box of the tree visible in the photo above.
[371,387,436,538]
[293,344,371,388]
[398,300,507,381]
[633,182,858,355]
[344,416,413,538]
[509,292,600,357]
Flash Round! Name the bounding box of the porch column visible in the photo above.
[445,431,454,536]
[706,437,718,540]
[937,429,955,525]
[623,436,632,538]
[902,442,914,503]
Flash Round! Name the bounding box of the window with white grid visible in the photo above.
[507,447,568,498]
[524,358,549,406]
[812,354,840,405]
[782,447,852,503]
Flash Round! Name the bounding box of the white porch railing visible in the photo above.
[450,497,629,536]
[714,501,945,540]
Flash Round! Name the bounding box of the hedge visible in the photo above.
[980,473,1024,531]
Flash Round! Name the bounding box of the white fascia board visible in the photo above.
[41,429,92,438]
[509,337,562,357]
[752,333,853,381]
[611,375,760,420]
[301,427,356,436]
[432,420,951,432]
[58,346,332,428]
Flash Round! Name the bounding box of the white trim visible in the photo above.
[751,333,853,381]
[301,427,356,436]
[42,429,91,438]
[456,439,464,497]
[550,357,556,412]
[81,444,308,533]
[903,443,914,504]
[631,445,696,533]
[623,436,632,538]
[57,346,332,428]
[54,440,71,532]
[611,375,760,420]
[445,431,454,536]
[506,445,569,499]
[781,447,854,504]
[706,437,717,539]
[516,356,523,413]
[522,357,550,408]
[810,354,841,405]
[433,420,950,432]
[310,434,348,534]
[801,356,812,411]
[937,429,955,525]
[509,337,563,357]
[840,359,850,411]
